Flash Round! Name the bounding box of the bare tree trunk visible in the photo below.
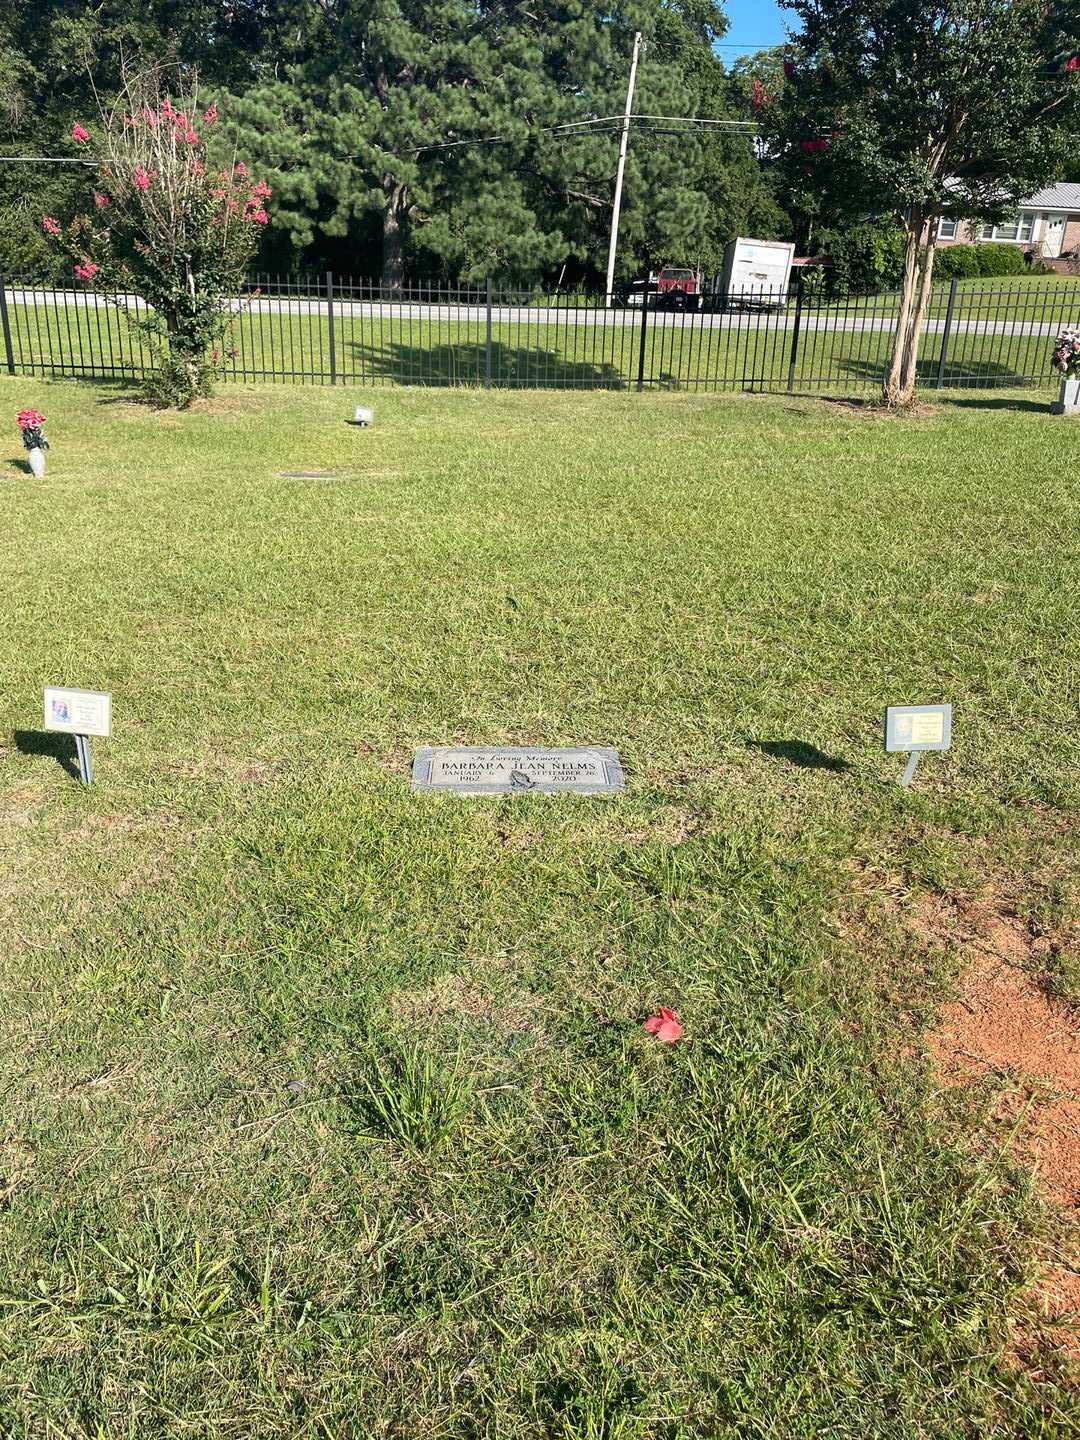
[898,236,937,398]
[883,210,940,408]
[381,180,409,294]
[883,211,922,406]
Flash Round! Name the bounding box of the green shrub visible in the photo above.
[976,242,1029,275]
[815,222,907,293]
[935,242,1032,279]
[934,244,981,278]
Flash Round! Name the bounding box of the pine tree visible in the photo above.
[221,0,774,288]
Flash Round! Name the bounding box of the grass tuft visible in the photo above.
[349,1043,471,1152]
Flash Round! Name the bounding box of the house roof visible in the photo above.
[1021,182,1080,210]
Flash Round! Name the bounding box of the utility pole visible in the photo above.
[604,30,643,308]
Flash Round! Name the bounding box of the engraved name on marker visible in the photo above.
[412,747,624,796]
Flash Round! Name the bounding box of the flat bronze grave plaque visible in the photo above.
[412,746,624,796]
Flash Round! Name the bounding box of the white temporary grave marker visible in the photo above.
[884,704,952,787]
[43,687,111,785]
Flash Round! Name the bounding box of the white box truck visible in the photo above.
[716,238,796,307]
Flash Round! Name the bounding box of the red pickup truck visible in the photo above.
[655,266,702,307]
[615,266,704,309]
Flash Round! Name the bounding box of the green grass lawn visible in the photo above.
[1,378,1078,1437]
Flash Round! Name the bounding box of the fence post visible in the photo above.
[485,277,493,388]
[636,291,649,392]
[936,277,959,390]
[326,270,337,385]
[0,276,14,376]
[786,273,804,392]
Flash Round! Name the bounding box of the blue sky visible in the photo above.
[718,0,790,59]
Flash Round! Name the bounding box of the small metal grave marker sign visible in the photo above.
[412,746,624,796]
[44,686,111,786]
[884,704,952,787]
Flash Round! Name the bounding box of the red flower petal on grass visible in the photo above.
[643,1007,684,1043]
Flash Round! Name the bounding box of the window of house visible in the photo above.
[937,218,958,239]
[978,215,1034,242]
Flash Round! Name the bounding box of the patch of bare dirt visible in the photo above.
[920,890,1080,1364]
[355,741,413,777]
[184,396,239,416]
[1008,1262,1080,1377]
[387,972,541,1040]
[821,396,936,420]
[0,1138,35,1206]
[0,783,47,828]
[613,806,708,847]
[924,893,1080,1211]
[165,754,275,784]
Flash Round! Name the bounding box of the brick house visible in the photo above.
[935,182,1080,271]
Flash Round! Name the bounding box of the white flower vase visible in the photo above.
[27,446,46,477]
[1051,376,1080,415]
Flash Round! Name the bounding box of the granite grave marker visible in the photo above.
[412,746,624,796]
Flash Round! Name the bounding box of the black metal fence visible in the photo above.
[1,271,1077,394]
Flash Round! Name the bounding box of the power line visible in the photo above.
[391,115,625,155]
[397,115,757,155]
[0,113,762,170]
[631,114,756,126]
[0,156,96,165]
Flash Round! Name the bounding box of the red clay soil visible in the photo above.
[922,893,1080,1357]
[925,898,1080,1210]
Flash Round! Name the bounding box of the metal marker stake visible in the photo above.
[74,734,93,786]
[899,750,921,788]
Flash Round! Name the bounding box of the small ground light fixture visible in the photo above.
[351,405,374,426]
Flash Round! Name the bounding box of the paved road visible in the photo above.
[5,287,1075,338]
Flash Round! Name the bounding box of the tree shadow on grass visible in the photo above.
[346,339,627,389]
[14,730,80,781]
[838,355,1041,389]
[746,739,850,773]
[12,375,139,403]
[930,393,1053,413]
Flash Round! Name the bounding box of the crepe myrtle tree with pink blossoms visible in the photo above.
[42,72,271,407]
